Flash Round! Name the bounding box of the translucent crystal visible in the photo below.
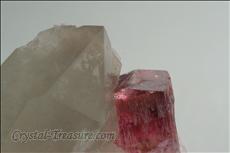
[1,25,121,152]
[114,70,180,153]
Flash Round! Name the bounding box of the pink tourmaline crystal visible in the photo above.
[114,70,180,153]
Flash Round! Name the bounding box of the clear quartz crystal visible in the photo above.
[1,25,121,152]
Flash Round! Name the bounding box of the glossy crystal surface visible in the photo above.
[114,70,180,153]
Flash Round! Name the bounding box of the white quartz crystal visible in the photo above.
[1,25,121,152]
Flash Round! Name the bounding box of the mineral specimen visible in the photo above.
[114,70,180,153]
[1,25,121,152]
[1,25,182,153]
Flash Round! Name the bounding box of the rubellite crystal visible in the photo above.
[114,70,180,153]
[1,25,121,152]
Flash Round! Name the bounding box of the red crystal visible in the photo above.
[114,70,180,153]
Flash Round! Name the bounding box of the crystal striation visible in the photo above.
[114,70,180,153]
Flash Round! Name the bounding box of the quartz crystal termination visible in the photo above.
[1,25,121,152]
[114,70,180,153]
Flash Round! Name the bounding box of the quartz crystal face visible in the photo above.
[114,70,180,153]
[1,25,121,152]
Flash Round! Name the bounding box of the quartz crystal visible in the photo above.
[114,70,180,153]
[1,25,121,152]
